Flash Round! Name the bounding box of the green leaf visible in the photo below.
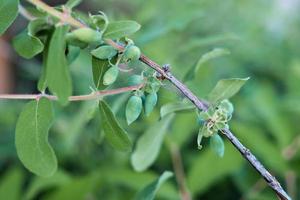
[15,98,57,177]
[38,32,52,92]
[28,18,51,36]
[99,100,132,151]
[126,95,143,125]
[12,30,44,59]
[145,92,157,116]
[195,48,230,73]
[103,20,141,39]
[91,45,118,59]
[65,0,82,10]
[160,101,195,118]
[209,134,225,157]
[46,25,72,105]
[0,168,23,200]
[135,171,173,200]
[131,114,174,172]
[0,0,19,35]
[207,77,249,103]
[92,57,111,90]
[103,65,119,85]
[24,170,71,200]
[197,128,204,149]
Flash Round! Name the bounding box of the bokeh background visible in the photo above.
[0,0,300,199]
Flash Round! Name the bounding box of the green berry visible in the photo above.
[124,45,141,62]
[69,28,102,44]
[103,66,119,85]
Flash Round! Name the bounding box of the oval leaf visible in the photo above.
[103,65,119,85]
[0,0,19,35]
[126,95,143,125]
[15,98,57,177]
[46,25,72,105]
[145,92,157,116]
[209,134,225,157]
[131,114,174,171]
[92,57,111,90]
[207,77,250,103]
[13,30,44,59]
[103,20,141,39]
[135,171,173,200]
[91,45,117,59]
[99,100,132,151]
[160,101,195,118]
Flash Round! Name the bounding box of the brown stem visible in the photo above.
[23,1,291,199]
[0,84,143,101]
[169,142,192,200]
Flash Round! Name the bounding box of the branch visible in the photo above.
[22,1,292,199]
[0,84,143,101]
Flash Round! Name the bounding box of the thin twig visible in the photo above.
[22,1,291,199]
[0,84,143,101]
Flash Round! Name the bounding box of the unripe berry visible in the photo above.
[69,28,102,44]
[124,45,141,62]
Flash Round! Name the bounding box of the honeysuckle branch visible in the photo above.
[0,84,143,101]
[22,1,291,200]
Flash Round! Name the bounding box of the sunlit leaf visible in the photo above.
[207,78,249,103]
[99,100,132,151]
[46,25,72,105]
[91,45,117,59]
[131,114,174,172]
[103,20,141,39]
[0,0,19,35]
[135,171,173,200]
[15,98,57,177]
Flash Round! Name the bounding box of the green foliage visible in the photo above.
[103,20,141,39]
[0,168,23,200]
[103,65,119,85]
[99,100,132,151]
[135,171,173,200]
[131,114,174,172]
[160,101,195,118]
[15,98,57,177]
[91,45,118,59]
[92,57,111,90]
[207,78,249,103]
[13,29,44,59]
[126,95,143,125]
[46,25,72,105]
[0,0,18,35]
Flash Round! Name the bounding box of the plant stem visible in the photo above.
[169,142,192,200]
[0,84,143,101]
[22,1,291,199]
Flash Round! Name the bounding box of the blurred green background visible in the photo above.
[0,0,300,199]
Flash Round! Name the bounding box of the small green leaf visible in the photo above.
[91,45,117,59]
[99,100,132,151]
[160,101,195,118]
[126,95,143,125]
[195,48,230,73]
[103,20,141,39]
[46,25,72,105]
[145,92,157,116]
[65,0,82,10]
[210,134,225,157]
[197,128,204,149]
[0,0,19,35]
[92,57,111,89]
[38,32,51,92]
[67,45,80,64]
[28,18,51,36]
[15,98,57,177]
[103,65,119,85]
[135,171,173,200]
[207,77,250,103]
[13,30,44,59]
[131,114,174,171]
